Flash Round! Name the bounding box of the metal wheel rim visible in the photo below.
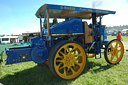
[54,43,86,79]
[106,40,124,64]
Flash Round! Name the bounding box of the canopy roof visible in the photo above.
[35,4,116,19]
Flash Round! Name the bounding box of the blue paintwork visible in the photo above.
[36,4,116,17]
[100,25,107,41]
[30,37,48,63]
[5,37,49,65]
[43,18,83,35]
[103,29,107,40]
[30,37,46,47]
[31,47,48,64]
[47,4,115,14]
[6,47,32,65]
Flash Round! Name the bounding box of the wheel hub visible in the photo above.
[64,54,75,66]
[113,48,117,55]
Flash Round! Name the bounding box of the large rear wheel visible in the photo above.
[48,41,87,80]
[104,39,124,64]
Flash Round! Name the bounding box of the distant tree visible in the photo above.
[52,18,58,25]
[11,34,13,36]
[2,34,5,37]
[107,25,128,32]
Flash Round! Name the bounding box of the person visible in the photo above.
[117,31,122,41]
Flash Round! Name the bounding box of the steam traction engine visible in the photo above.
[5,4,124,79]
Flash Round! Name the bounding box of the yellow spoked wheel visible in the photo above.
[87,53,95,58]
[104,39,124,64]
[48,41,87,80]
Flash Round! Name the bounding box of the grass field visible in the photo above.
[0,36,128,85]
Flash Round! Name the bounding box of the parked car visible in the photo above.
[112,31,117,36]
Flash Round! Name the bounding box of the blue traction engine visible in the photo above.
[6,18,107,64]
[5,4,124,80]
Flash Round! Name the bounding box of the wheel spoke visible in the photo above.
[64,48,67,54]
[56,54,63,59]
[75,53,83,57]
[73,50,77,54]
[57,62,63,67]
[59,66,65,70]
[58,56,63,59]
[117,49,121,53]
[110,55,114,62]
[71,67,76,74]
[110,44,114,49]
[59,51,65,56]
[56,62,63,71]
[115,42,118,48]
[75,62,81,66]
[56,60,64,63]
[67,66,71,72]
[63,68,66,74]
[74,55,81,61]
[67,47,70,52]
[115,54,119,60]
[70,47,77,52]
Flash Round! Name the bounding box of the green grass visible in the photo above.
[0,36,128,85]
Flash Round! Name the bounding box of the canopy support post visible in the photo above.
[39,16,42,37]
[46,8,51,47]
[46,8,50,35]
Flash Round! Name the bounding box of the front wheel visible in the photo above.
[104,39,124,64]
[48,41,87,80]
